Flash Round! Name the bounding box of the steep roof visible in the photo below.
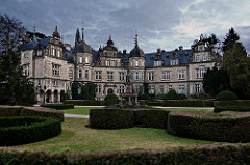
[21,37,50,51]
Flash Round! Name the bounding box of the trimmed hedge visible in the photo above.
[215,106,250,113]
[41,104,74,110]
[214,100,250,106]
[0,106,22,116]
[134,110,170,128]
[168,111,250,142]
[90,108,170,129]
[161,100,214,107]
[0,116,61,146]
[64,100,120,106]
[90,108,134,129]
[147,102,162,106]
[1,144,250,164]
[20,107,64,122]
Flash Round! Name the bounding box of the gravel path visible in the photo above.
[65,114,89,118]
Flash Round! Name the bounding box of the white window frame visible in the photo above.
[135,60,139,67]
[119,72,125,81]
[69,69,73,79]
[203,55,207,61]
[119,85,125,94]
[107,72,114,81]
[178,84,185,94]
[105,60,110,66]
[159,85,165,94]
[148,73,154,81]
[57,50,60,57]
[135,72,139,81]
[178,70,185,80]
[110,60,116,66]
[195,84,201,93]
[52,49,55,56]
[95,71,102,80]
[196,55,200,62]
[85,70,89,79]
[96,85,102,94]
[79,57,83,64]
[85,57,89,64]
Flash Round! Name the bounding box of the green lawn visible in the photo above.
[62,107,213,115]
[12,118,216,153]
[62,107,100,115]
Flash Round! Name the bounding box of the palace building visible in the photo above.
[21,27,219,103]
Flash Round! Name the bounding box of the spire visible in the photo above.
[75,28,80,45]
[134,29,138,47]
[82,27,84,41]
[52,25,60,38]
[33,26,36,39]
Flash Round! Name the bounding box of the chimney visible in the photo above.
[123,50,127,55]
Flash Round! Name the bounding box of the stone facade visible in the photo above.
[21,27,219,103]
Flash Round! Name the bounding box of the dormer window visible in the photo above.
[79,57,83,63]
[154,61,161,66]
[199,46,204,52]
[105,60,110,66]
[203,55,207,61]
[170,59,179,65]
[85,57,89,64]
[111,60,116,66]
[57,50,60,57]
[196,55,200,62]
[37,50,42,56]
[52,49,55,56]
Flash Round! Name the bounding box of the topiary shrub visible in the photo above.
[216,90,238,101]
[166,89,178,100]
[0,116,61,146]
[104,93,119,101]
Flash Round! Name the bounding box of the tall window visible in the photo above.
[148,73,154,81]
[105,60,110,66]
[130,61,133,67]
[37,50,42,56]
[141,72,144,80]
[196,55,200,62]
[149,85,155,94]
[196,68,205,79]
[161,72,170,80]
[195,84,201,93]
[79,57,83,63]
[203,55,207,61]
[53,80,59,87]
[178,70,185,80]
[69,69,73,79]
[96,85,102,94]
[52,64,60,76]
[24,64,29,76]
[107,72,114,81]
[79,70,82,79]
[119,72,125,81]
[57,50,60,57]
[168,85,173,91]
[85,57,89,63]
[95,71,102,80]
[85,70,89,79]
[135,85,140,93]
[37,79,41,86]
[159,85,164,93]
[52,49,55,56]
[135,72,139,81]
[178,84,185,94]
[111,60,116,66]
[135,60,139,67]
[170,59,178,65]
[119,85,125,93]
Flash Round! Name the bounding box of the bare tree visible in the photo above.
[0,13,26,53]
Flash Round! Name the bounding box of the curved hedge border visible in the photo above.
[0,106,64,122]
[41,104,74,110]
[0,116,61,146]
[1,144,250,164]
[90,108,170,129]
[215,106,250,113]
[168,111,250,142]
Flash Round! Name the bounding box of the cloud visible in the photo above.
[0,0,249,53]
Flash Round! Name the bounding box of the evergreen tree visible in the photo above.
[71,81,79,100]
[202,67,230,98]
[222,27,240,53]
[223,43,250,99]
[0,50,35,105]
[79,82,96,100]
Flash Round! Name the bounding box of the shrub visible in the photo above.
[0,116,61,146]
[168,111,250,142]
[90,108,134,129]
[20,107,64,122]
[214,106,250,113]
[41,104,74,110]
[166,89,178,100]
[161,100,214,107]
[0,106,22,116]
[216,90,238,101]
[155,93,167,100]
[105,99,120,106]
[147,102,161,106]
[178,94,186,100]
[214,100,250,107]
[104,93,119,101]
[65,100,102,106]
[1,144,250,164]
[134,110,170,128]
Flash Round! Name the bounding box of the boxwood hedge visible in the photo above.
[168,111,250,142]
[214,106,250,113]
[0,106,22,116]
[161,100,214,107]
[0,116,61,146]
[41,104,74,110]
[1,144,250,164]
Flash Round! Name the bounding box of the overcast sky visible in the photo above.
[1,0,250,53]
